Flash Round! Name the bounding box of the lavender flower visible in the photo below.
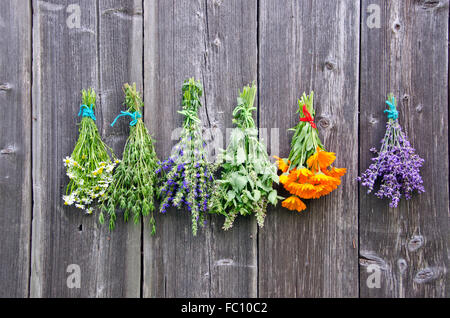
[155,78,216,236]
[358,95,425,207]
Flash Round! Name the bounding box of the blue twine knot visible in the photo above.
[384,97,398,120]
[78,104,96,121]
[111,111,142,127]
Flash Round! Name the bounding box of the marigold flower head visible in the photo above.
[307,147,336,171]
[274,156,290,173]
[282,196,306,212]
[279,173,290,184]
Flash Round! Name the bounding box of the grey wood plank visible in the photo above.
[143,0,258,297]
[359,0,449,297]
[30,0,142,297]
[0,0,32,298]
[258,0,360,297]
[95,0,143,297]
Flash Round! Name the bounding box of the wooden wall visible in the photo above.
[0,0,448,297]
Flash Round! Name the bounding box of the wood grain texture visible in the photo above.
[143,0,258,297]
[30,0,142,297]
[359,0,449,297]
[258,0,360,297]
[0,0,32,298]
[1,0,448,298]
[95,0,143,297]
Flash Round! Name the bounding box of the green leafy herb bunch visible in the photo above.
[100,83,159,234]
[63,88,117,215]
[157,78,216,236]
[209,82,281,230]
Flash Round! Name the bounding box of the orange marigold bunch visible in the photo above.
[276,92,346,212]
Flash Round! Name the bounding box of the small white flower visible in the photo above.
[63,156,74,167]
[75,203,85,209]
[85,207,93,215]
[62,194,75,206]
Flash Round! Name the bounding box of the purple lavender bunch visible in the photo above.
[156,78,216,236]
[358,94,425,207]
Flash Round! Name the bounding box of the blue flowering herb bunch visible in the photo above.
[157,78,216,236]
[63,88,117,215]
[209,83,281,230]
[100,83,159,234]
[358,94,425,207]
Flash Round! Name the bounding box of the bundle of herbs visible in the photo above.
[275,91,347,212]
[357,94,425,207]
[209,83,281,229]
[100,83,159,234]
[63,88,117,214]
[157,78,216,236]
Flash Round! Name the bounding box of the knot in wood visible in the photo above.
[392,21,402,32]
[418,0,440,10]
[414,268,436,284]
[415,104,423,113]
[213,37,221,47]
[397,259,407,273]
[407,235,424,252]
[0,83,12,91]
[318,117,331,128]
[324,60,336,71]
[368,114,378,125]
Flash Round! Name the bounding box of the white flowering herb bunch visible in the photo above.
[209,83,281,230]
[100,83,159,234]
[63,88,118,214]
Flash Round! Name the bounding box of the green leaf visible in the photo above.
[268,190,277,205]
[239,208,249,216]
[236,146,246,165]
[306,135,314,151]
[253,189,261,202]
[227,190,236,201]
[271,174,279,183]
[299,124,309,141]
[244,190,254,201]
[231,172,247,191]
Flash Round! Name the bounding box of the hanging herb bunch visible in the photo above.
[209,83,281,230]
[275,91,347,212]
[357,94,425,207]
[99,83,159,234]
[157,78,216,236]
[63,88,117,214]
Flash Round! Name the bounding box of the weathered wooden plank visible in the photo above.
[359,0,449,297]
[0,0,32,298]
[95,0,143,297]
[143,0,258,297]
[31,0,142,297]
[258,0,360,297]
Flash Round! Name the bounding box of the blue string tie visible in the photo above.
[384,97,398,120]
[78,104,96,121]
[111,111,142,127]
